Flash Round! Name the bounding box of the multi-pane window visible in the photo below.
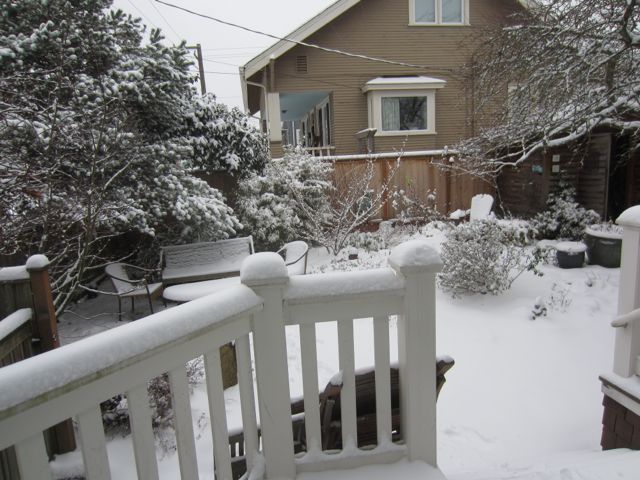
[411,0,464,24]
[381,96,427,132]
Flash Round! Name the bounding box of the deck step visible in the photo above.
[296,460,447,480]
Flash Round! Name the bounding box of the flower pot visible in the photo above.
[584,225,622,268]
[555,242,586,269]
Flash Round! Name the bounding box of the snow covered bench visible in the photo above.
[162,241,309,303]
[160,236,254,285]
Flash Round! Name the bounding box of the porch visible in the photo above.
[0,241,445,479]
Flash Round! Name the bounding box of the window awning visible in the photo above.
[362,76,446,93]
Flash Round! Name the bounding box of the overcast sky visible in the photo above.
[110,0,336,111]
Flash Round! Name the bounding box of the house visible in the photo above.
[239,0,531,217]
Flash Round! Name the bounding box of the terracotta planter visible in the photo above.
[555,242,586,269]
[584,225,622,268]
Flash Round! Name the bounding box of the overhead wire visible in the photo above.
[146,0,183,41]
[125,0,180,44]
[153,0,452,72]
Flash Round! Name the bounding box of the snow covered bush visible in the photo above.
[236,147,332,251]
[439,220,542,296]
[183,96,268,176]
[531,184,600,240]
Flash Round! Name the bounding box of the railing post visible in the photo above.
[241,252,295,480]
[614,206,640,377]
[388,240,442,467]
[26,255,77,455]
[25,255,59,352]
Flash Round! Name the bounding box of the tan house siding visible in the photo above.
[247,0,524,156]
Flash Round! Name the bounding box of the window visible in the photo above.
[363,77,446,136]
[381,96,427,131]
[410,0,466,25]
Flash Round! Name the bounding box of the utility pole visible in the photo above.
[187,43,206,94]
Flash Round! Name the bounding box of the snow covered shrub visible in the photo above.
[236,147,332,251]
[439,220,542,296]
[531,184,600,240]
[390,186,442,224]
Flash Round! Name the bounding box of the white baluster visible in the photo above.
[169,366,199,480]
[127,384,159,480]
[77,406,111,480]
[236,334,259,471]
[300,323,322,451]
[338,319,357,449]
[205,348,233,480]
[15,433,51,480]
[373,315,392,444]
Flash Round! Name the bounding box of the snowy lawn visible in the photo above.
[53,224,620,479]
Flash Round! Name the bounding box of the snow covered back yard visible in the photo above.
[53,223,623,479]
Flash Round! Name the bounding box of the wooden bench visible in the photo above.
[160,236,254,285]
[228,356,454,478]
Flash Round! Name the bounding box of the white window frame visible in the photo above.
[363,78,446,136]
[409,0,469,26]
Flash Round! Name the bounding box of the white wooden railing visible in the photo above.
[0,240,443,480]
[612,206,640,378]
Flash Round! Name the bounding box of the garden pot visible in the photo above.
[555,242,586,269]
[584,225,622,268]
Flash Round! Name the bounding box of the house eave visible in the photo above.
[243,0,362,80]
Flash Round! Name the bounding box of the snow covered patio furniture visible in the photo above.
[105,263,163,317]
[228,357,454,478]
[448,193,494,222]
[160,235,254,285]
[162,240,309,303]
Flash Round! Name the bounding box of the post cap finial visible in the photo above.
[25,254,50,271]
[241,252,289,287]
[388,240,442,274]
[617,205,640,228]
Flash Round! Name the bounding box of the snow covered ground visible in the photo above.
[53,224,627,479]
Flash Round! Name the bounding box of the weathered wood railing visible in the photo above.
[0,240,443,479]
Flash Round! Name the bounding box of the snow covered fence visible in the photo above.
[0,240,443,480]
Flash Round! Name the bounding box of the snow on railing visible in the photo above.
[0,240,443,480]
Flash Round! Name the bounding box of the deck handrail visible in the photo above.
[0,240,443,480]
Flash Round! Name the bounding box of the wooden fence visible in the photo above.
[331,155,494,221]
[0,257,75,480]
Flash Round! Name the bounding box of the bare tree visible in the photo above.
[445,0,640,176]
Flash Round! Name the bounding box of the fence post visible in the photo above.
[25,255,76,454]
[241,252,295,480]
[614,206,640,377]
[388,240,442,467]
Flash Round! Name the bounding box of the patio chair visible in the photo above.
[105,263,163,318]
[277,240,309,275]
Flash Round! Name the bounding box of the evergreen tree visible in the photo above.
[0,0,266,312]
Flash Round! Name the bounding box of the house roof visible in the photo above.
[240,0,534,80]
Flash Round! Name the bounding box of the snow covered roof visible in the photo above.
[240,0,533,81]
[361,76,446,92]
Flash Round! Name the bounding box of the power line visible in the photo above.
[204,71,241,75]
[147,0,182,41]
[153,0,443,71]
[125,0,179,44]
[202,58,241,68]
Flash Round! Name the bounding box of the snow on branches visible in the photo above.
[449,0,640,176]
[0,0,261,312]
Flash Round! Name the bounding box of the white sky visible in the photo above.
[111,0,336,111]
